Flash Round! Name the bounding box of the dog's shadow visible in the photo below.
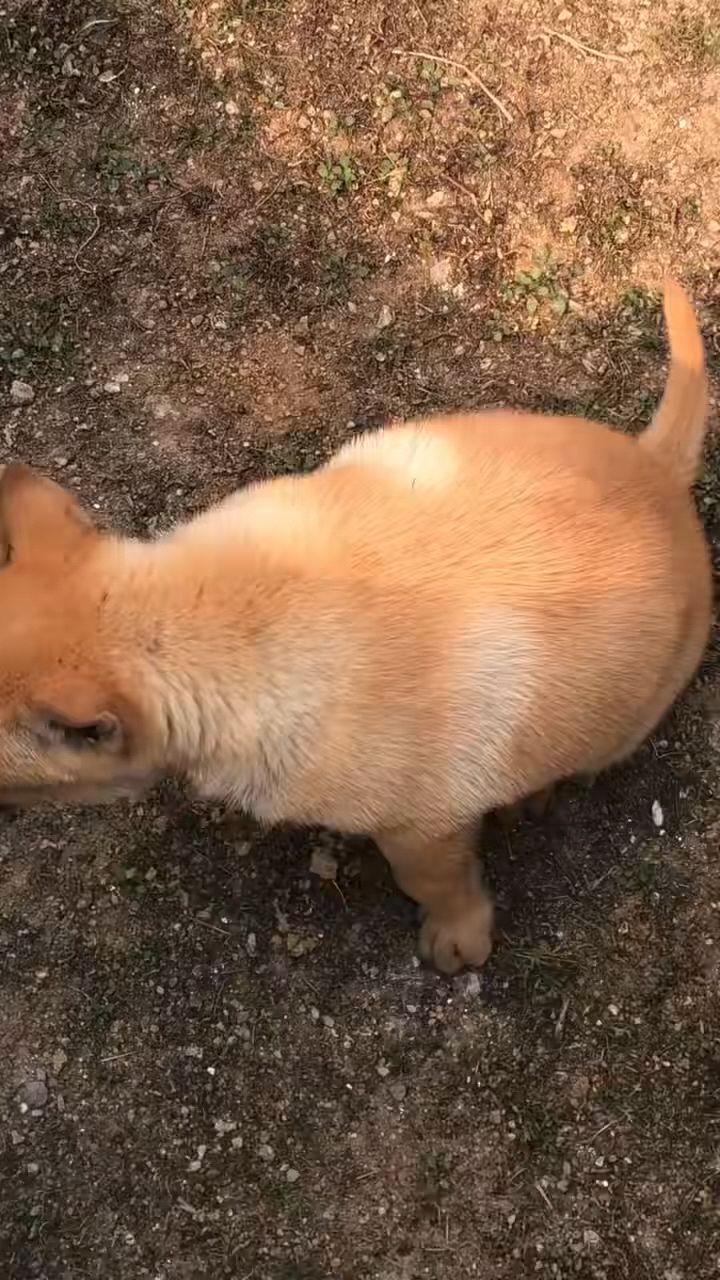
[2,683,712,1032]
[141,685,710,1001]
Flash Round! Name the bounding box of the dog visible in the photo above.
[0,280,711,972]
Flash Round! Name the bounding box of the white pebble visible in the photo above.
[10,379,34,405]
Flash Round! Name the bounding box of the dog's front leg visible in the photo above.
[375,822,493,973]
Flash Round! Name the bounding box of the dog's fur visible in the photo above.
[0,280,711,970]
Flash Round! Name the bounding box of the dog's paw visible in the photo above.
[418,894,494,974]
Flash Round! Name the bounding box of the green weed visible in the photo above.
[318,156,358,196]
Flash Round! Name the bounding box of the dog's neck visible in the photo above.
[97,528,336,813]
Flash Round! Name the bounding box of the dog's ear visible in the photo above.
[24,706,124,755]
[21,676,136,759]
[0,464,96,565]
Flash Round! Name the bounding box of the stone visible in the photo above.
[10,380,34,405]
[18,1079,48,1109]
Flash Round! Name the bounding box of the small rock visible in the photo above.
[214,1118,237,1135]
[258,1143,275,1162]
[651,800,664,828]
[583,1229,601,1248]
[286,932,320,958]
[428,257,453,289]
[389,1082,407,1102]
[103,380,121,395]
[569,1075,590,1109]
[51,1049,68,1075]
[460,971,482,998]
[10,379,34,406]
[425,189,448,209]
[246,931,257,957]
[376,304,393,330]
[286,1167,300,1183]
[296,315,310,336]
[310,847,338,881]
[18,1079,48,1109]
[188,1144,207,1172]
[225,100,240,116]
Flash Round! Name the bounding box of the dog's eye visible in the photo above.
[49,719,111,748]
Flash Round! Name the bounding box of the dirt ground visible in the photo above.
[1,1,720,1277]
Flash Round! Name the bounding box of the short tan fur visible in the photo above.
[0,280,711,971]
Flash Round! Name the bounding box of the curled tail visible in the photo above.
[638,279,708,488]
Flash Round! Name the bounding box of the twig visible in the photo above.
[193,916,230,936]
[73,205,100,274]
[587,1116,622,1144]
[253,177,286,214]
[79,18,119,34]
[542,27,627,63]
[553,995,570,1042]
[390,48,513,123]
[330,878,348,910]
[37,174,99,209]
[410,0,429,32]
[535,1182,557,1214]
[444,173,479,206]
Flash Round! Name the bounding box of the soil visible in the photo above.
[1,1,720,1278]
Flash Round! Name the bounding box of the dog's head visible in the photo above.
[0,464,158,807]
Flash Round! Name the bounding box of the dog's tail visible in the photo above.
[638,279,707,488]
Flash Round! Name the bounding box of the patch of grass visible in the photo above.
[618,286,664,349]
[204,255,251,317]
[173,110,249,159]
[318,156,358,196]
[621,285,661,320]
[95,128,167,194]
[658,4,720,67]
[500,249,570,323]
[327,248,373,282]
[378,151,409,198]
[632,853,692,918]
[417,57,446,112]
[416,1149,455,1212]
[572,147,660,270]
[0,295,76,378]
[696,439,720,521]
[678,194,701,223]
[375,82,411,124]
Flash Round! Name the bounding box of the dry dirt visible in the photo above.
[1,1,720,1277]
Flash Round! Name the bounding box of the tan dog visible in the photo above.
[0,281,711,971]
